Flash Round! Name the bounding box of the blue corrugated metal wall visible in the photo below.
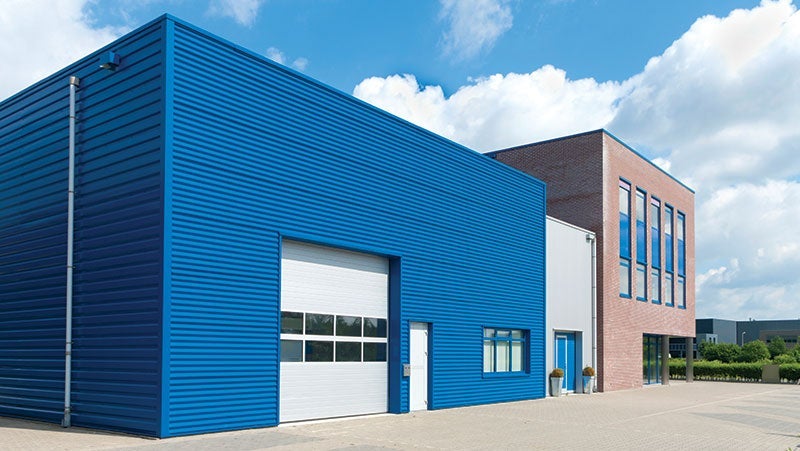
[0,20,165,435]
[165,18,545,436]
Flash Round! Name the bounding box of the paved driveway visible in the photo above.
[2,382,799,450]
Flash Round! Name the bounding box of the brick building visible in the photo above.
[490,129,695,391]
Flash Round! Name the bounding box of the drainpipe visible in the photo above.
[586,233,597,386]
[62,75,79,428]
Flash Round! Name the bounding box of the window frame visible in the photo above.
[483,328,528,376]
[620,258,632,298]
[651,268,661,304]
[636,263,648,302]
[280,311,388,363]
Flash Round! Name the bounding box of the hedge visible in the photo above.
[669,360,800,383]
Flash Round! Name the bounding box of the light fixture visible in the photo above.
[99,51,120,71]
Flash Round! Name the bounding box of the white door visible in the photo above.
[409,322,429,411]
[280,240,389,422]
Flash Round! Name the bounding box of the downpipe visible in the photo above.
[586,233,597,387]
[62,75,79,428]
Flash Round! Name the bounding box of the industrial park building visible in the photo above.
[0,15,547,437]
[491,130,696,391]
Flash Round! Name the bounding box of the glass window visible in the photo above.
[665,273,674,307]
[620,259,631,297]
[363,343,387,362]
[650,198,661,269]
[636,190,647,264]
[281,311,303,334]
[336,315,362,337]
[651,269,661,304]
[619,181,631,259]
[677,212,686,276]
[364,317,387,338]
[677,276,686,309]
[280,339,302,362]
[665,206,674,273]
[335,341,361,362]
[306,313,334,335]
[305,340,333,362]
[636,263,647,300]
[483,328,526,374]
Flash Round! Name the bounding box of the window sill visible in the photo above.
[482,371,528,379]
[652,300,661,305]
[637,297,647,302]
[665,303,674,308]
[678,305,686,310]
[620,294,632,299]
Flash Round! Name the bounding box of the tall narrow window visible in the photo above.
[650,198,661,269]
[677,276,686,309]
[664,273,674,307]
[677,212,686,277]
[636,263,647,301]
[664,206,674,274]
[619,180,632,298]
[651,269,661,304]
[636,190,647,264]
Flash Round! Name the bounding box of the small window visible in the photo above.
[280,339,302,362]
[665,273,674,307]
[336,316,362,337]
[651,269,661,304]
[305,340,333,362]
[483,328,526,374]
[636,263,647,301]
[364,343,387,362]
[306,313,334,335]
[335,341,361,362]
[364,318,387,338]
[620,259,631,297]
[281,311,303,334]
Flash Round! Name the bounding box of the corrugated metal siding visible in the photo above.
[165,19,545,436]
[0,21,165,435]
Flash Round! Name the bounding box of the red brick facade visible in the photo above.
[492,130,695,392]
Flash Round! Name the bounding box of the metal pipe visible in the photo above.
[62,75,79,428]
[586,233,597,390]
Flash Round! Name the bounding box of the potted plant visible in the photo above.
[582,366,596,394]
[549,368,564,397]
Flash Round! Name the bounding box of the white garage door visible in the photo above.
[279,240,389,422]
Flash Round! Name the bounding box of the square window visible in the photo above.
[336,315,362,337]
[364,317,387,338]
[281,311,303,334]
[280,339,302,362]
[305,340,333,362]
[306,313,334,335]
[364,343,387,362]
[335,341,361,361]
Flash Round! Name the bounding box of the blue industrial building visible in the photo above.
[0,15,546,437]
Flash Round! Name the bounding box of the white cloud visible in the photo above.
[207,0,264,27]
[355,0,800,320]
[354,67,621,152]
[0,0,125,101]
[265,46,309,72]
[439,0,513,61]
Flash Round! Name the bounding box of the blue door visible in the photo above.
[555,333,576,391]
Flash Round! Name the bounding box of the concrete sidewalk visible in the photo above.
[2,382,799,450]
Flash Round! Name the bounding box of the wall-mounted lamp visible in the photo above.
[99,51,121,71]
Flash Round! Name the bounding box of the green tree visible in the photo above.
[738,340,770,362]
[767,336,787,358]
[699,342,741,363]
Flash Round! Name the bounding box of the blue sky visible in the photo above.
[2,0,799,322]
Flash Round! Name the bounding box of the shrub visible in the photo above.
[767,336,788,358]
[582,366,595,377]
[792,345,800,361]
[699,342,741,363]
[780,364,800,382]
[773,354,797,364]
[739,340,770,363]
[550,368,564,378]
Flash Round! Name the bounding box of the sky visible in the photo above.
[1,0,798,322]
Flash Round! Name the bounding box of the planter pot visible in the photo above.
[583,376,595,394]
[549,377,563,397]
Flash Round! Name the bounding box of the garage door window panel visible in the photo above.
[305,340,334,362]
[336,316,362,337]
[306,313,334,335]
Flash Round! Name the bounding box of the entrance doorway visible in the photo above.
[409,322,429,410]
[555,333,576,392]
[643,335,662,385]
